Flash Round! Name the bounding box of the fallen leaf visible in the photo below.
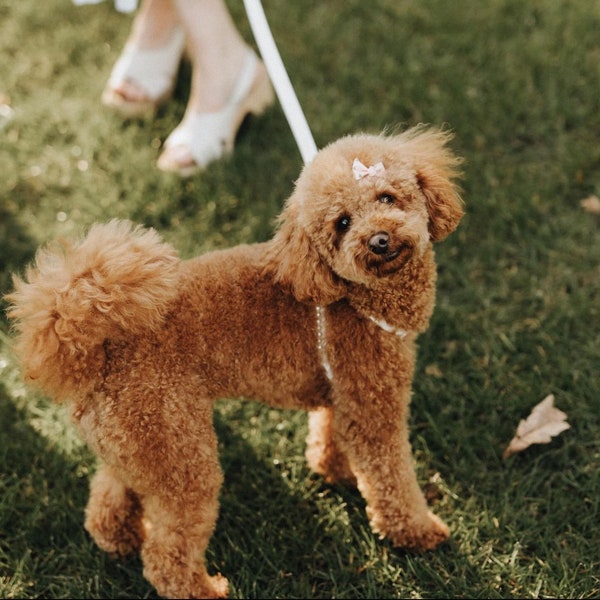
[580,195,600,214]
[503,394,570,459]
[425,363,443,378]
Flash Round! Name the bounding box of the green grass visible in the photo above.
[1,0,599,598]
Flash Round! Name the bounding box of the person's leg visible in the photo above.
[122,0,180,51]
[157,0,274,175]
[102,0,185,116]
[174,0,249,113]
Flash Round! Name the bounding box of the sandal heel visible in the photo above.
[244,62,275,117]
[157,50,275,177]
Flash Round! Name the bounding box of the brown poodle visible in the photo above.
[6,125,464,599]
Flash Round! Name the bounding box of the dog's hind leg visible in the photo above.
[138,414,228,599]
[84,463,145,557]
[305,407,356,486]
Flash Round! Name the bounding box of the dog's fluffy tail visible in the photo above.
[5,220,179,400]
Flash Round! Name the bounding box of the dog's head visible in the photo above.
[268,126,464,304]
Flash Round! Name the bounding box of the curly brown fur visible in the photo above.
[6,125,463,599]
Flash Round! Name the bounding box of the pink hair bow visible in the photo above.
[352,158,386,180]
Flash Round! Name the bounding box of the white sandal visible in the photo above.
[157,49,274,177]
[102,26,185,118]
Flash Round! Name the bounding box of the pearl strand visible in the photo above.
[315,305,333,382]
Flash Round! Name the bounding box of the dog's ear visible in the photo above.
[400,128,465,242]
[266,196,346,304]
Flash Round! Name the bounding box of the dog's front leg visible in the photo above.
[329,358,449,551]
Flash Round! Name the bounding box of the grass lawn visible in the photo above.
[1,0,599,598]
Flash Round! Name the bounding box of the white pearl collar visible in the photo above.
[315,305,409,382]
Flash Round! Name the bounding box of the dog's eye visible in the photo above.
[335,214,351,233]
[378,193,396,205]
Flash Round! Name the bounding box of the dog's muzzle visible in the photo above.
[368,231,390,255]
[368,231,402,262]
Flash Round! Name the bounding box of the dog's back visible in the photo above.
[6,221,331,410]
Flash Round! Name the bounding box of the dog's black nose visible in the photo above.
[368,232,390,255]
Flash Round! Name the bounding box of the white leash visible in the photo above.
[244,0,333,378]
[244,3,409,383]
[243,0,318,165]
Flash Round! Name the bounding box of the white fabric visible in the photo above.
[367,315,408,338]
[106,26,185,100]
[73,0,138,14]
[163,51,260,167]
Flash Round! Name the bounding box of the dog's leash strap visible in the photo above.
[243,0,318,165]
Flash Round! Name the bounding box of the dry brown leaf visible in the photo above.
[580,195,600,214]
[425,363,443,378]
[503,394,570,459]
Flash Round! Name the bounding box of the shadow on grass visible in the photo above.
[212,409,466,600]
[7,380,580,599]
[0,382,156,599]
[209,411,387,599]
[2,382,402,599]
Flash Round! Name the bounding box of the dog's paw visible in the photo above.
[413,510,451,551]
[84,486,145,557]
[382,510,450,552]
[202,573,229,600]
[85,511,144,557]
[146,568,229,599]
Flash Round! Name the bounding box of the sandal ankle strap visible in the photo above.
[107,26,185,100]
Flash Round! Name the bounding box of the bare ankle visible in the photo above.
[187,45,251,113]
